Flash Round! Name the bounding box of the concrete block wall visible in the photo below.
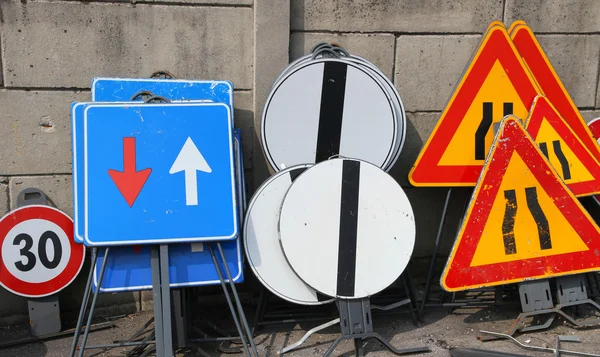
[0,0,599,323]
[290,0,600,258]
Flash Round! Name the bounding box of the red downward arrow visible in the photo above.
[108,137,152,207]
[132,245,142,254]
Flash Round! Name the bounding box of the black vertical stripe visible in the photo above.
[289,167,307,182]
[336,160,360,297]
[502,189,518,255]
[539,142,549,159]
[525,187,552,250]
[503,102,513,117]
[552,140,571,180]
[315,62,348,162]
[475,102,493,160]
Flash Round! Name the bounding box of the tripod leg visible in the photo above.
[216,242,258,356]
[323,335,347,357]
[208,244,251,357]
[77,247,110,357]
[366,332,430,355]
[69,247,98,357]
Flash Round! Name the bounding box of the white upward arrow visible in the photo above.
[169,137,212,206]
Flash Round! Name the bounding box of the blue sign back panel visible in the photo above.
[83,103,237,246]
[91,78,233,114]
[93,133,246,292]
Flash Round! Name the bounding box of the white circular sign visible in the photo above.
[262,58,398,172]
[0,205,85,298]
[278,158,415,299]
[2,219,71,284]
[244,165,335,305]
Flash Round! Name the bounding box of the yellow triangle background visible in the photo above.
[470,151,589,267]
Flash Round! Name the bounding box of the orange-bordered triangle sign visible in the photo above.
[441,117,600,292]
[409,24,542,187]
[510,21,600,162]
[525,96,600,197]
[587,118,600,205]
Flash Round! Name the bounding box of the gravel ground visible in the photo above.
[1,301,600,357]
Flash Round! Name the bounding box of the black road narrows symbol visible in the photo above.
[501,187,552,254]
[475,102,513,160]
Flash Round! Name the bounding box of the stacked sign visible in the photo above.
[408,21,600,291]
[245,44,415,305]
[71,78,246,292]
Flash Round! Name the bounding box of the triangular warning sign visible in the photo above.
[525,96,600,197]
[510,21,600,162]
[409,24,542,187]
[441,117,600,292]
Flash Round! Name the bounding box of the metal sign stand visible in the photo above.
[17,188,61,336]
[480,276,600,342]
[323,298,429,357]
[70,242,257,357]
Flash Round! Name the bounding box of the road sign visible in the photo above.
[278,158,415,299]
[524,96,600,197]
[244,164,335,305]
[92,77,233,114]
[509,21,600,162]
[441,117,600,292]
[82,102,237,246]
[587,118,600,206]
[93,132,245,292]
[262,58,401,172]
[409,24,542,186]
[0,205,85,298]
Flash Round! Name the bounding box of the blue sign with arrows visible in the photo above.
[82,102,237,246]
[91,132,246,292]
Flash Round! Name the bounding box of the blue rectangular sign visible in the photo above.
[92,131,246,292]
[83,103,237,246]
[92,78,233,115]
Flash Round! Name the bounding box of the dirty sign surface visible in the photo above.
[509,21,600,162]
[409,23,541,187]
[441,117,600,292]
[524,96,600,197]
[278,158,415,299]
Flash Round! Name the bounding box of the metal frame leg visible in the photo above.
[69,247,98,357]
[209,244,251,357]
[151,246,165,356]
[419,188,452,315]
[77,247,110,357]
[216,242,258,356]
[159,244,173,357]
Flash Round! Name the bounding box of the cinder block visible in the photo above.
[143,0,252,4]
[234,91,254,169]
[9,175,73,216]
[536,35,600,108]
[0,177,8,216]
[0,90,88,176]
[581,110,600,124]
[395,35,480,112]
[254,0,290,193]
[1,2,253,89]
[290,33,395,79]
[389,112,440,187]
[291,0,503,33]
[505,0,600,33]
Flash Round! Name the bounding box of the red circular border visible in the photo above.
[0,205,85,298]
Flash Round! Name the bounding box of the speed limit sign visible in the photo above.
[0,205,85,298]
